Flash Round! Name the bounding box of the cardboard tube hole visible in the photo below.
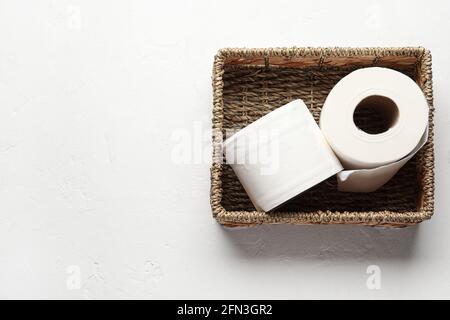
[353,95,399,134]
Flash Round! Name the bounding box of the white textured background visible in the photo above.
[1,0,449,299]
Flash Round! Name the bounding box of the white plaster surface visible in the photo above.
[1,0,450,299]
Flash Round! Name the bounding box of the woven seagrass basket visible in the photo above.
[210,47,434,227]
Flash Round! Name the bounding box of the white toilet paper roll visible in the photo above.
[224,99,343,212]
[320,67,429,192]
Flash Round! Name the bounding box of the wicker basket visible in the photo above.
[211,47,434,227]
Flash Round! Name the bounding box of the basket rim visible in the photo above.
[215,46,427,60]
[211,47,434,226]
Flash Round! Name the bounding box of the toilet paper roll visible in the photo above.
[320,67,429,192]
[223,99,343,212]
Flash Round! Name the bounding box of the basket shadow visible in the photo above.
[220,224,419,260]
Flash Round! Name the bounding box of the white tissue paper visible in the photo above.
[223,99,343,211]
[320,67,429,192]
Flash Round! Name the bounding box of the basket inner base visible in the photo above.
[221,66,420,213]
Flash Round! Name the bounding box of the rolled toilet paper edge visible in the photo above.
[337,126,428,192]
[260,161,343,212]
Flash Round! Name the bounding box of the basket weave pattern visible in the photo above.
[211,47,434,227]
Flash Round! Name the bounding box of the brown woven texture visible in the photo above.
[211,47,434,227]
